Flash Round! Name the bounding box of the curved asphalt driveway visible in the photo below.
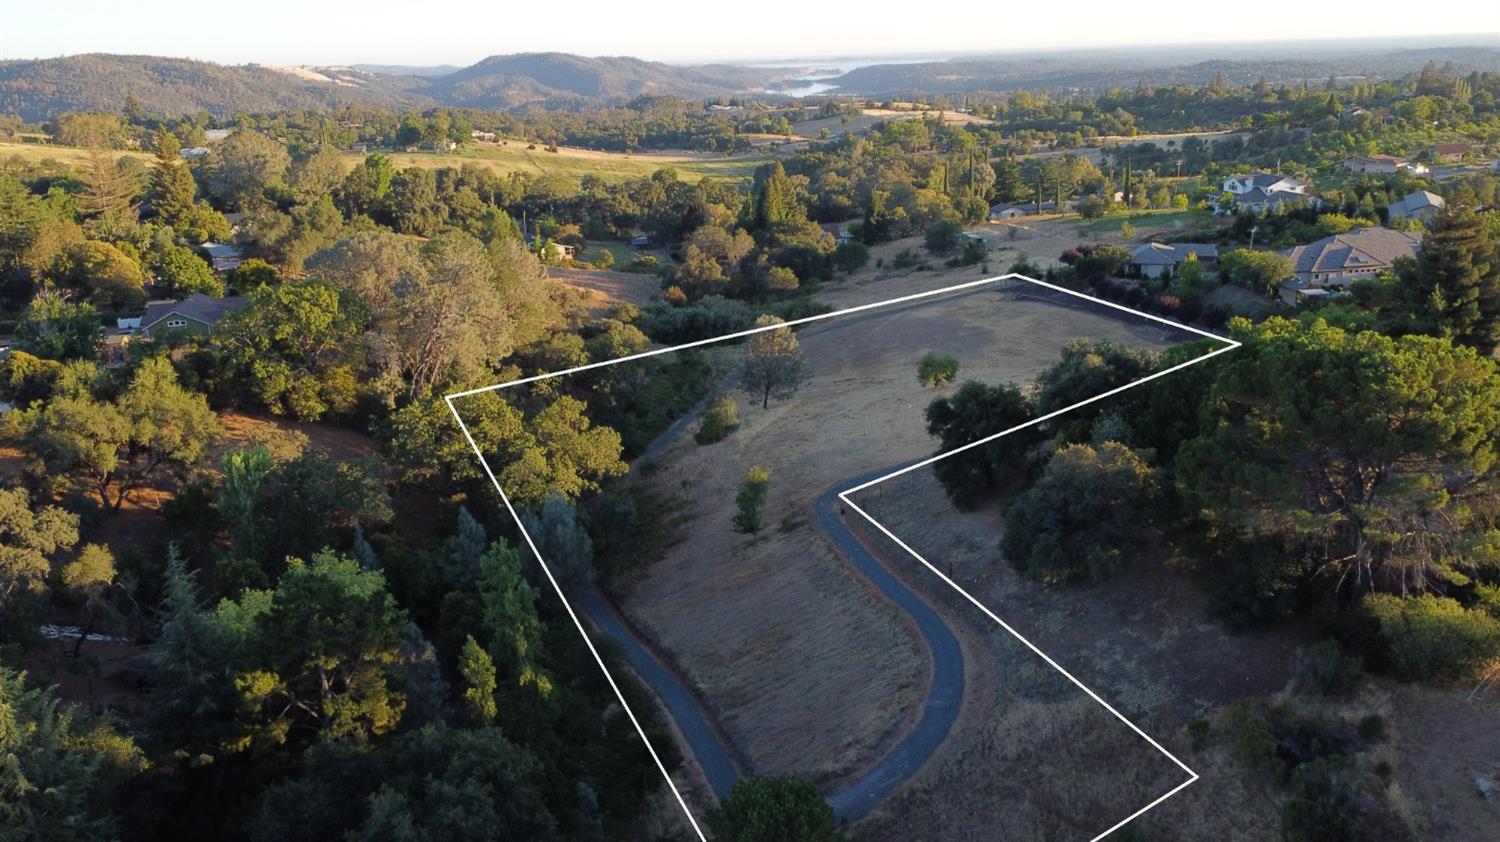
[574,287,1014,820]
[576,461,965,822]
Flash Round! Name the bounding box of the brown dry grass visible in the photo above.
[612,287,1186,790]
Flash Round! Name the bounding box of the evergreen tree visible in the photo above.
[1397,205,1500,353]
[478,540,551,697]
[442,505,487,589]
[459,634,498,724]
[519,495,594,588]
[80,148,138,220]
[150,127,196,227]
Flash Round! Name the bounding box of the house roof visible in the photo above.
[200,241,243,259]
[1388,190,1445,217]
[1239,187,1312,207]
[1231,173,1300,189]
[1432,142,1474,155]
[1286,227,1421,275]
[141,294,248,330]
[1342,154,1403,166]
[1129,241,1219,265]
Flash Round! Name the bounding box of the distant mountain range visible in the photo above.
[3,45,1500,121]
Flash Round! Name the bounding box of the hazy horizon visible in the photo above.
[2,1,1498,67]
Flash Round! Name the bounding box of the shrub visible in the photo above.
[924,219,964,255]
[1294,640,1366,697]
[732,466,772,535]
[696,394,740,445]
[916,352,960,387]
[1363,593,1500,681]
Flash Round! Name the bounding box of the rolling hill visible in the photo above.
[0,52,794,120]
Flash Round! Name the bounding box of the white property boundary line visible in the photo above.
[444,273,1241,841]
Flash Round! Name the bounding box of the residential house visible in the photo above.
[1220,173,1318,214]
[203,129,231,142]
[101,333,132,367]
[522,234,577,260]
[180,146,211,159]
[1387,190,1445,225]
[139,294,249,338]
[1431,142,1476,163]
[987,200,1074,221]
[629,233,653,248]
[471,130,498,142]
[1126,242,1219,279]
[1278,227,1421,303]
[199,241,245,272]
[819,222,856,245]
[1340,154,1405,174]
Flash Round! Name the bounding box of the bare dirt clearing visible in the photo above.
[613,287,1188,791]
[548,266,660,314]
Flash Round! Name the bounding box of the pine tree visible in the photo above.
[1398,205,1499,352]
[459,634,498,724]
[442,505,487,589]
[150,127,197,227]
[80,148,138,220]
[350,523,380,570]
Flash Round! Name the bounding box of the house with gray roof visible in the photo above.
[1219,173,1319,215]
[1126,242,1219,279]
[1278,227,1421,303]
[1387,190,1445,225]
[140,294,249,338]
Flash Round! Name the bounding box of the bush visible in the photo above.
[924,219,964,255]
[732,466,772,535]
[1282,757,1361,842]
[832,240,869,274]
[641,295,756,343]
[1363,593,1500,681]
[916,352,960,387]
[695,394,740,445]
[1294,640,1366,697]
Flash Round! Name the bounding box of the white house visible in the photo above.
[1222,173,1307,197]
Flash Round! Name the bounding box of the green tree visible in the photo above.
[155,245,221,298]
[0,488,80,629]
[1002,443,1159,582]
[520,494,595,588]
[0,667,147,842]
[1395,204,1500,353]
[478,540,551,697]
[149,127,196,226]
[249,725,556,842]
[924,381,1039,509]
[218,445,274,562]
[14,292,101,361]
[1179,317,1500,596]
[221,551,407,753]
[1221,248,1294,297]
[20,357,221,509]
[59,543,117,658]
[709,776,843,842]
[459,635,499,724]
[740,315,809,409]
[215,279,365,420]
[209,130,290,208]
[51,240,146,310]
[924,219,964,255]
[696,393,740,445]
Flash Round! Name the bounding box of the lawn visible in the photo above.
[1077,208,1210,237]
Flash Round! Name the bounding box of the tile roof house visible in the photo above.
[1126,242,1219,279]
[140,294,249,338]
[1278,227,1421,303]
[1387,190,1445,225]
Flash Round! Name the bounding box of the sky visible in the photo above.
[1,0,1497,66]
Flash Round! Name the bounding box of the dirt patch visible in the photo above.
[549,266,661,314]
[611,288,1189,789]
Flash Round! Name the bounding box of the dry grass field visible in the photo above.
[609,284,1188,792]
[0,139,770,186]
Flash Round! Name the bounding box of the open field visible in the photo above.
[548,265,660,314]
[0,140,771,185]
[1019,130,1253,164]
[383,141,771,184]
[607,285,1189,794]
